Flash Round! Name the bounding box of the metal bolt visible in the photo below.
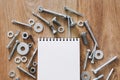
[106,68,114,80]
[12,20,32,28]
[92,56,117,74]
[81,32,88,45]
[17,65,36,79]
[67,16,71,37]
[38,6,67,18]
[52,17,61,26]
[83,49,91,70]
[6,31,20,49]
[8,40,20,60]
[93,74,104,80]
[64,6,83,17]
[26,48,37,69]
[69,17,76,27]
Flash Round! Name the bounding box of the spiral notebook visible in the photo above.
[38,38,80,80]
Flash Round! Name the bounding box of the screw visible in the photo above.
[6,31,20,49]
[64,6,83,17]
[81,32,88,45]
[106,68,114,80]
[93,74,104,80]
[69,17,76,27]
[52,17,61,26]
[38,6,67,18]
[12,20,32,28]
[26,48,37,69]
[17,65,36,79]
[8,40,20,60]
[92,56,117,74]
[83,49,91,70]
[67,16,71,37]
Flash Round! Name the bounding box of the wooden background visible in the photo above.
[0,0,120,80]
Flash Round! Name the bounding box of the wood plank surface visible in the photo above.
[0,0,120,80]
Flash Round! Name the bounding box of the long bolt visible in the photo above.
[12,20,32,28]
[81,32,88,45]
[8,40,20,60]
[106,68,114,80]
[93,74,104,80]
[83,49,91,70]
[38,6,67,18]
[6,31,20,49]
[17,65,36,79]
[64,6,83,17]
[92,56,117,74]
[26,48,37,68]
[67,16,71,37]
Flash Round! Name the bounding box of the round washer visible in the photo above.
[94,50,104,60]
[22,32,29,39]
[58,27,64,33]
[32,62,37,67]
[29,67,36,74]
[21,56,27,63]
[17,42,29,56]
[14,56,21,64]
[77,20,84,27]
[7,31,14,38]
[81,71,90,80]
[9,71,16,78]
[28,19,35,26]
[33,23,44,33]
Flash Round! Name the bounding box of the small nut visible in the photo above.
[29,67,36,74]
[22,32,29,39]
[77,20,84,27]
[28,19,35,26]
[9,71,16,78]
[14,56,21,64]
[58,27,64,33]
[7,31,14,38]
[21,56,27,63]
[33,62,37,67]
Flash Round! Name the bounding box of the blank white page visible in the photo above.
[38,38,80,80]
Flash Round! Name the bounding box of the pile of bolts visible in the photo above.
[6,6,117,80]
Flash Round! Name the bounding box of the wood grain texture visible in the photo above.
[0,0,120,80]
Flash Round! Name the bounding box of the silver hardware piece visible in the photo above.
[52,17,61,26]
[77,20,84,27]
[14,77,20,80]
[81,71,90,80]
[38,6,67,18]
[9,71,16,78]
[69,17,76,27]
[17,42,29,55]
[28,19,35,26]
[21,56,27,63]
[17,65,36,79]
[29,67,36,74]
[94,50,104,60]
[8,40,20,60]
[83,49,91,70]
[67,16,71,37]
[32,12,57,35]
[93,74,104,80]
[81,32,88,45]
[64,6,83,17]
[12,20,32,28]
[6,30,20,49]
[7,31,14,38]
[106,68,114,80]
[33,23,44,33]
[28,43,33,48]
[32,62,37,67]
[22,32,29,39]
[92,56,117,74]
[14,56,21,64]
[58,27,65,33]
[26,48,38,68]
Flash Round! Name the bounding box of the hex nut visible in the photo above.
[33,23,44,33]
[77,20,84,27]
[58,27,64,33]
[33,62,37,67]
[94,50,104,60]
[7,31,14,38]
[29,67,36,74]
[28,19,35,26]
[21,56,27,63]
[22,32,29,39]
[9,71,16,78]
[14,56,21,64]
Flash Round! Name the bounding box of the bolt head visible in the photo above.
[52,17,57,22]
[38,6,44,12]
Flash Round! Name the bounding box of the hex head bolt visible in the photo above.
[92,56,117,74]
[17,65,36,79]
[93,74,104,80]
[38,6,67,18]
[106,68,114,80]
[12,20,32,28]
[64,6,83,17]
[8,40,20,60]
[81,32,88,45]
[26,48,37,69]
[6,31,20,49]
[32,12,57,35]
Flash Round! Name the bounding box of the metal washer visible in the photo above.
[17,42,29,56]
[81,71,90,80]
[77,20,84,27]
[21,56,27,63]
[7,31,14,38]
[14,56,21,64]
[58,27,64,33]
[94,50,104,60]
[28,19,35,26]
[33,23,44,33]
